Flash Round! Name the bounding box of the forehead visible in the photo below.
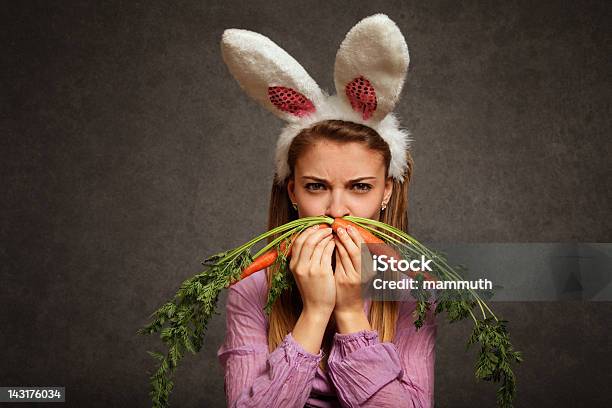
[295,140,385,180]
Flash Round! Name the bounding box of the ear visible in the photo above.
[384,177,394,203]
[221,29,325,123]
[334,14,410,122]
[287,178,297,203]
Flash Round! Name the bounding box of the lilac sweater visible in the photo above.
[217,268,437,407]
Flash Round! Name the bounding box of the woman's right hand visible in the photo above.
[289,224,337,317]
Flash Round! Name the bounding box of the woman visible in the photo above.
[218,14,436,408]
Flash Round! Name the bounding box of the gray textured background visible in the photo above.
[2,1,611,407]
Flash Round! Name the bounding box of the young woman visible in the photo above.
[218,13,435,408]
[217,121,436,407]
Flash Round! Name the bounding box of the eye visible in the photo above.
[353,183,373,192]
[305,183,326,191]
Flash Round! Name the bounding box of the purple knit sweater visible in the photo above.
[217,269,437,407]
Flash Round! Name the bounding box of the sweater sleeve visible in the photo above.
[217,272,324,408]
[326,304,437,408]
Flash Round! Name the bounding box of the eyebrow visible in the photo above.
[301,176,377,183]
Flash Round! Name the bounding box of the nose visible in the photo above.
[325,191,350,219]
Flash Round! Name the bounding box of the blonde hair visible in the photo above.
[265,119,414,371]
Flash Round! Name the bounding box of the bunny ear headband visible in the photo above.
[220,13,412,184]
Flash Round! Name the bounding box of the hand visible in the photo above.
[333,225,371,315]
[289,224,337,317]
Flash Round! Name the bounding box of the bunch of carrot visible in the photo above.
[237,217,437,283]
[139,215,521,408]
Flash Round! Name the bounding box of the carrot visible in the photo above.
[332,218,437,282]
[230,230,302,286]
[232,218,437,286]
[331,218,385,245]
[239,247,279,280]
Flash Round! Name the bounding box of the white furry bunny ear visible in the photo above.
[221,29,325,123]
[334,14,410,123]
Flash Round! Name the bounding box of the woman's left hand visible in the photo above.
[333,225,369,316]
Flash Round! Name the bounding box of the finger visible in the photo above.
[311,234,333,266]
[346,224,365,244]
[336,227,360,253]
[321,238,336,269]
[336,227,361,269]
[336,238,357,279]
[300,227,333,263]
[291,225,320,264]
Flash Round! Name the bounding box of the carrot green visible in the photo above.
[139,215,522,407]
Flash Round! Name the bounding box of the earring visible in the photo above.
[292,202,298,211]
[381,202,387,211]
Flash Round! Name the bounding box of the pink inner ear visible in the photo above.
[345,76,377,120]
[268,86,316,117]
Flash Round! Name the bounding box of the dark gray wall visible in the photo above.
[2,1,610,407]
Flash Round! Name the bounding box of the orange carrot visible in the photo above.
[331,218,437,282]
[331,218,385,245]
[230,231,302,286]
[239,247,279,281]
[231,219,436,286]
[332,218,400,262]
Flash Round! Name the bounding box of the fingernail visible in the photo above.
[312,225,320,230]
[338,227,346,235]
